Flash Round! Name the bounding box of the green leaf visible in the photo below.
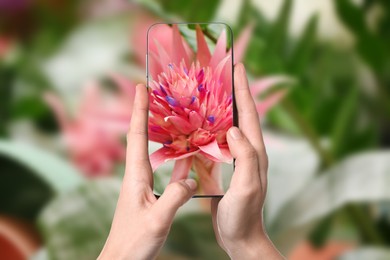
[269,151,390,252]
[0,140,84,219]
[330,86,359,158]
[267,105,301,135]
[0,140,84,193]
[265,133,319,222]
[308,213,334,247]
[267,0,292,62]
[288,14,318,75]
[334,0,386,73]
[11,96,59,133]
[141,0,221,22]
[334,0,367,34]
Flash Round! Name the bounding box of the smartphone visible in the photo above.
[146,23,236,197]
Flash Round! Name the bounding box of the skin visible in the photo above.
[98,63,284,260]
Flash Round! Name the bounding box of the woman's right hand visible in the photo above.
[211,63,284,260]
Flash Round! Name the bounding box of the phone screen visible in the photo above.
[147,23,235,197]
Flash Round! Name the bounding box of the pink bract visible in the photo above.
[147,25,234,194]
[44,75,135,177]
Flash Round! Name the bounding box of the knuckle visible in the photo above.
[168,182,190,198]
[238,183,261,198]
[242,146,258,160]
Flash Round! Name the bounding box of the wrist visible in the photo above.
[98,242,130,260]
[227,233,284,260]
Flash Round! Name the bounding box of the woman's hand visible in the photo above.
[98,84,197,260]
[211,63,284,260]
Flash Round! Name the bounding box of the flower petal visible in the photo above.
[209,29,226,70]
[165,116,194,134]
[250,76,293,97]
[198,139,232,163]
[149,128,171,143]
[149,51,164,80]
[196,25,211,67]
[256,90,287,116]
[212,55,232,96]
[189,110,204,129]
[234,24,253,63]
[150,147,198,171]
[172,24,189,67]
[170,157,193,183]
[154,39,172,71]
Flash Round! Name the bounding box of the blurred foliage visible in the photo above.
[0,140,84,220]
[230,0,389,250]
[0,156,53,220]
[38,178,226,260]
[134,0,221,22]
[38,179,118,260]
[235,0,378,163]
[334,0,390,146]
[0,0,82,136]
[167,214,228,259]
[158,0,219,22]
[270,151,390,251]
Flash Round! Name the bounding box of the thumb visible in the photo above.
[152,179,197,224]
[226,126,260,190]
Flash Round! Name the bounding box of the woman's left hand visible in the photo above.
[98,84,197,260]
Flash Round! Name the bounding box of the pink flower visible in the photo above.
[44,74,136,177]
[250,76,291,116]
[146,24,290,194]
[147,25,233,194]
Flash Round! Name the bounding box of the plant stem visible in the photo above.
[203,29,217,44]
[281,99,385,244]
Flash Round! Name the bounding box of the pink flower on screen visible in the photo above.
[146,24,289,194]
[147,25,235,194]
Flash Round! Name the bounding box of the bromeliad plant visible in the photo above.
[147,24,289,194]
[147,25,233,194]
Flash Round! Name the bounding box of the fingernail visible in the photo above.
[184,179,197,191]
[229,127,242,140]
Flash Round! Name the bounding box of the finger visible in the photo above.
[234,63,268,171]
[151,179,197,225]
[125,84,152,185]
[227,127,260,191]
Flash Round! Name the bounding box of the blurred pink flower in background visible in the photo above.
[44,74,136,177]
